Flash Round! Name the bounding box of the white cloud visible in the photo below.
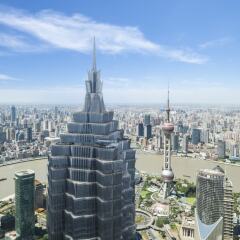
[0,73,20,81]
[0,7,207,64]
[0,33,48,52]
[199,37,233,49]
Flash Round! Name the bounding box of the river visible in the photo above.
[0,151,239,199]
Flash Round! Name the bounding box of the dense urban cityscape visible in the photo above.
[0,45,240,239]
[0,1,239,240]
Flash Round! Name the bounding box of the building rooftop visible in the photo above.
[15,169,35,177]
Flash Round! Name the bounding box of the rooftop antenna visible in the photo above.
[92,37,97,71]
[166,82,170,122]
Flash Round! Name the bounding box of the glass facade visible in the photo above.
[195,166,224,240]
[15,170,35,240]
[47,41,136,240]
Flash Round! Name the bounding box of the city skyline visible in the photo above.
[0,1,239,104]
[0,2,239,239]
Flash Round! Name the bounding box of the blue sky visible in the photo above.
[0,0,239,104]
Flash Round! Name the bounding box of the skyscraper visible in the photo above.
[144,114,151,126]
[47,39,136,240]
[182,134,189,155]
[26,127,33,143]
[195,166,224,240]
[11,105,16,123]
[217,140,226,159]
[161,88,174,199]
[144,124,152,140]
[171,133,179,152]
[223,178,234,240]
[15,170,35,240]
[136,123,144,137]
[191,128,201,145]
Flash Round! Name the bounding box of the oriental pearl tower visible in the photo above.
[161,87,175,199]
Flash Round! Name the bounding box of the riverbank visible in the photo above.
[0,150,240,199]
[0,156,47,168]
[136,151,240,192]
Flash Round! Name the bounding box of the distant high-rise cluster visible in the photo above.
[47,40,136,240]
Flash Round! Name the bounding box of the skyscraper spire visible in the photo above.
[84,38,105,112]
[92,37,97,71]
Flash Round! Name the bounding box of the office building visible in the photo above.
[35,180,44,209]
[26,127,33,143]
[201,129,209,144]
[136,123,144,137]
[191,128,201,145]
[0,131,6,143]
[230,143,239,159]
[54,106,58,119]
[47,40,136,240]
[144,114,150,126]
[157,134,163,149]
[195,166,224,240]
[223,178,234,240]
[217,140,226,159]
[144,124,152,140]
[182,134,189,155]
[11,106,16,123]
[171,133,179,152]
[15,170,35,240]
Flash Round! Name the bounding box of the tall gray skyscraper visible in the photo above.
[136,123,144,137]
[11,105,16,123]
[144,114,150,126]
[191,128,201,145]
[161,88,174,199]
[171,133,179,152]
[217,140,226,159]
[15,170,35,240]
[144,124,152,140]
[195,166,224,240]
[47,40,136,240]
[182,134,189,155]
[223,178,234,240]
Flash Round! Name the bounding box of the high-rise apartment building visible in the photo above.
[47,40,136,240]
[15,170,35,240]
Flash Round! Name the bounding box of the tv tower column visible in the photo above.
[161,89,174,199]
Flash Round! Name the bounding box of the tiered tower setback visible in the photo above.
[47,39,136,240]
